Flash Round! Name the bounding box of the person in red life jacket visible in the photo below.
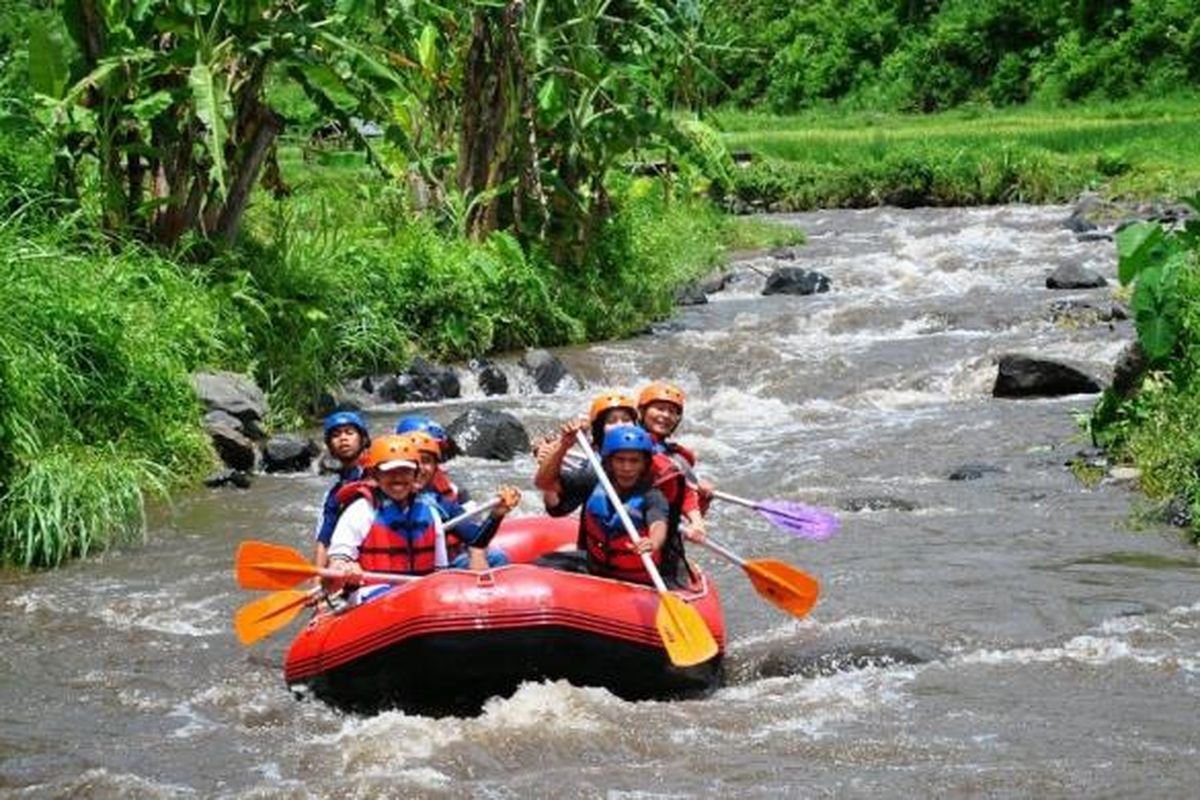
[534,392,638,515]
[394,415,470,503]
[325,436,520,598]
[582,425,673,586]
[313,411,370,569]
[636,381,712,543]
[531,392,691,585]
[399,430,515,571]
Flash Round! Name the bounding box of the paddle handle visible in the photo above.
[443,498,500,529]
[575,431,670,594]
[710,489,761,512]
[692,535,747,568]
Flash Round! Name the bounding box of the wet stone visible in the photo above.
[948,463,1005,481]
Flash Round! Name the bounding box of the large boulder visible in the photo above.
[470,359,509,396]
[263,434,320,473]
[762,267,831,296]
[674,282,708,306]
[521,349,577,393]
[204,468,253,489]
[204,422,257,471]
[379,358,461,403]
[700,271,736,295]
[315,381,370,418]
[1046,263,1107,289]
[993,355,1102,398]
[192,371,267,433]
[446,408,530,461]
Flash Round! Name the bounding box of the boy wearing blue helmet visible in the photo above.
[581,425,671,586]
[313,411,370,568]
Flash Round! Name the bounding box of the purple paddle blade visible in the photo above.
[756,501,840,540]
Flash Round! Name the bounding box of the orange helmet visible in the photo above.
[397,431,442,461]
[361,434,420,472]
[637,382,685,413]
[589,392,638,424]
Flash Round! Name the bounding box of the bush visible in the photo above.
[0,230,229,565]
[1088,198,1200,542]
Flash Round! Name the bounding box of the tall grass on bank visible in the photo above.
[716,97,1200,209]
[0,227,226,566]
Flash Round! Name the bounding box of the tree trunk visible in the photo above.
[215,104,283,246]
[457,2,527,240]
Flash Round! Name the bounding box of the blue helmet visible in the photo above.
[394,416,448,443]
[601,424,654,458]
[323,411,369,442]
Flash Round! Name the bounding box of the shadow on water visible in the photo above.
[726,638,944,683]
[1064,551,1200,570]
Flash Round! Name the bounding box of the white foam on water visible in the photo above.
[320,708,465,770]
[721,665,919,741]
[16,768,197,798]
[700,386,799,435]
[728,615,893,653]
[957,628,1200,676]
[476,679,611,733]
[94,591,225,638]
[168,700,218,739]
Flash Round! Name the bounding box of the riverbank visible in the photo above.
[717,97,1200,211]
[0,179,800,567]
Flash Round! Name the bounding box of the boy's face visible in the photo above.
[608,451,648,490]
[376,465,417,500]
[415,452,438,486]
[640,401,680,437]
[602,408,636,428]
[328,425,365,462]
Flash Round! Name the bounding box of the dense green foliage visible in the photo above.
[1088,198,1200,542]
[0,225,225,565]
[718,99,1200,210]
[0,155,743,566]
[701,0,1200,112]
[0,0,1193,565]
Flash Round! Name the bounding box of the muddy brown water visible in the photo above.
[3,206,1198,798]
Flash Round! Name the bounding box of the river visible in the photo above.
[2,205,1198,798]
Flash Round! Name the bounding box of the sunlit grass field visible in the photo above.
[715,97,1200,205]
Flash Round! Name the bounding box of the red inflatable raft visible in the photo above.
[283,515,725,714]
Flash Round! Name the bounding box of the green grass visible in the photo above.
[715,97,1200,208]
[0,226,226,566]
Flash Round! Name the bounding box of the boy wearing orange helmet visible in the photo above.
[399,430,517,571]
[326,435,520,597]
[637,381,711,543]
[533,392,638,512]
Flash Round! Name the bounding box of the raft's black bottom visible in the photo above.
[296,626,723,716]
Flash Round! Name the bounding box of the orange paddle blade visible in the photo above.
[235,541,319,590]
[743,558,820,618]
[655,592,719,667]
[234,589,315,645]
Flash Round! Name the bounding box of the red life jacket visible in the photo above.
[655,442,706,516]
[335,479,376,509]
[427,470,463,503]
[583,487,659,585]
[336,482,446,575]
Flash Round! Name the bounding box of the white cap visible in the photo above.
[375,458,417,473]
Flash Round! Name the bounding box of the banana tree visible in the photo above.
[39,0,402,248]
[454,0,685,265]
